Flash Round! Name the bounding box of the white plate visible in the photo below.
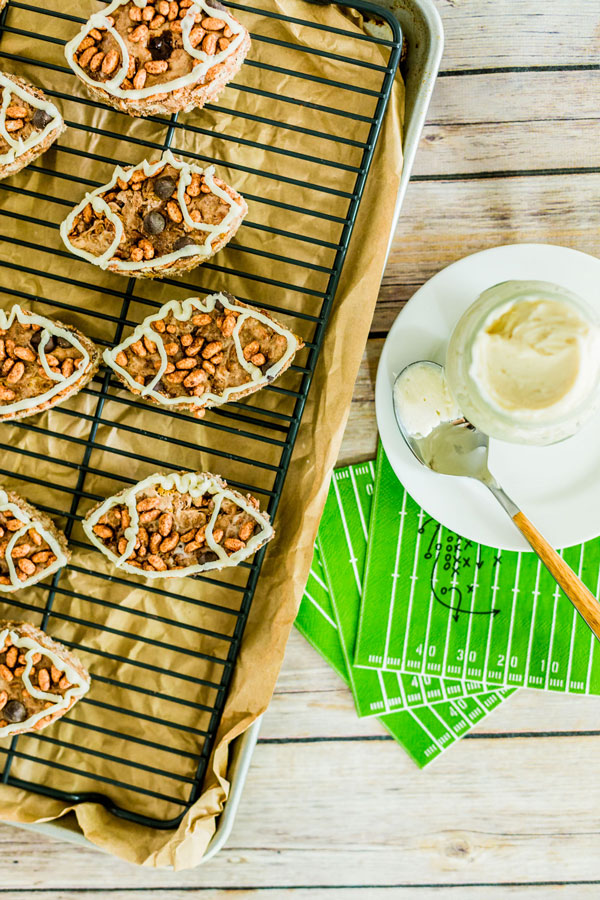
[376,243,600,551]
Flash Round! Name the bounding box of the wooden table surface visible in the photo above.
[6,0,600,895]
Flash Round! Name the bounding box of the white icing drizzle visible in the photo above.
[83,471,273,578]
[64,0,245,102]
[0,489,68,593]
[103,292,300,408]
[59,150,244,272]
[0,73,63,166]
[0,628,89,737]
[0,305,92,416]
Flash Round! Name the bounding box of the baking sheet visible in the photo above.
[0,0,404,867]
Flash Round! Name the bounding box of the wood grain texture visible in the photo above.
[384,175,600,289]
[433,0,600,71]
[2,0,599,895]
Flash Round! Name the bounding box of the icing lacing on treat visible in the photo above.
[0,74,63,166]
[103,293,300,407]
[0,490,68,592]
[0,305,92,417]
[84,471,273,577]
[0,628,89,737]
[59,150,242,271]
[64,0,245,101]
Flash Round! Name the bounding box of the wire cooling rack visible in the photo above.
[0,0,401,828]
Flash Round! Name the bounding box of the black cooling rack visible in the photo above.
[0,0,401,828]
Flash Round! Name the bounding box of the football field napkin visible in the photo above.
[355,445,600,695]
[295,457,514,767]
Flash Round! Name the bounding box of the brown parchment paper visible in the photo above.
[0,0,404,868]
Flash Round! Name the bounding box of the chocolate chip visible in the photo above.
[148,30,173,61]
[173,236,198,251]
[56,337,73,349]
[32,108,52,129]
[4,700,27,723]
[31,332,56,353]
[154,176,176,200]
[143,211,166,235]
[205,0,226,9]
[195,550,219,565]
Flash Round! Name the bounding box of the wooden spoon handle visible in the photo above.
[513,511,600,640]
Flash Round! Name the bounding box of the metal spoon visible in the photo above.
[393,361,600,641]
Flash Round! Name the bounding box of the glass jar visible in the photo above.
[445,280,600,445]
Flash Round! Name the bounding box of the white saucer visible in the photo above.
[375,243,600,551]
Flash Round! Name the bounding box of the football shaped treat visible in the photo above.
[64,0,251,118]
[0,621,90,737]
[60,151,247,279]
[0,72,65,180]
[104,292,304,417]
[0,489,69,592]
[84,470,273,577]
[0,305,100,422]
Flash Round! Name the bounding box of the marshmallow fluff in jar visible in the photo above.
[445,280,600,445]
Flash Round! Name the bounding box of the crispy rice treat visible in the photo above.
[0,72,66,180]
[0,621,90,737]
[104,292,304,417]
[0,489,70,592]
[64,0,250,118]
[60,151,247,279]
[84,471,274,577]
[0,305,100,422]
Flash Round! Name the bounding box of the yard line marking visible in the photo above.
[440,532,460,678]
[430,702,461,739]
[469,694,487,720]
[409,708,444,751]
[565,544,585,691]
[332,475,361,595]
[309,566,328,591]
[349,465,368,541]
[544,549,564,691]
[503,552,522,686]
[524,557,542,685]
[377,669,391,713]
[402,506,424,672]
[421,515,443,675]
[383,488,408,668]
[463,541,482,678]
[304,589,338,630]
[584,547,600,694]
[482,549,502,681]
[439,676,448,702]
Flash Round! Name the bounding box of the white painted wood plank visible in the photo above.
[2,736,600,887]
[412,121,600,178]
[428,71,600,125]
[385,175,600,288]
[434,0,600,70]
[0,890,598,899]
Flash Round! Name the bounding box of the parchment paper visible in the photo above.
[0,0,404,868]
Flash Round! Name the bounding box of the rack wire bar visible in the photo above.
[0,0,401,828]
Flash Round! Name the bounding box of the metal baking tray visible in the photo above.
[2,0,443,865]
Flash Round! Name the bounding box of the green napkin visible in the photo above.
[295,458,514,767]
[355,443,600,694]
